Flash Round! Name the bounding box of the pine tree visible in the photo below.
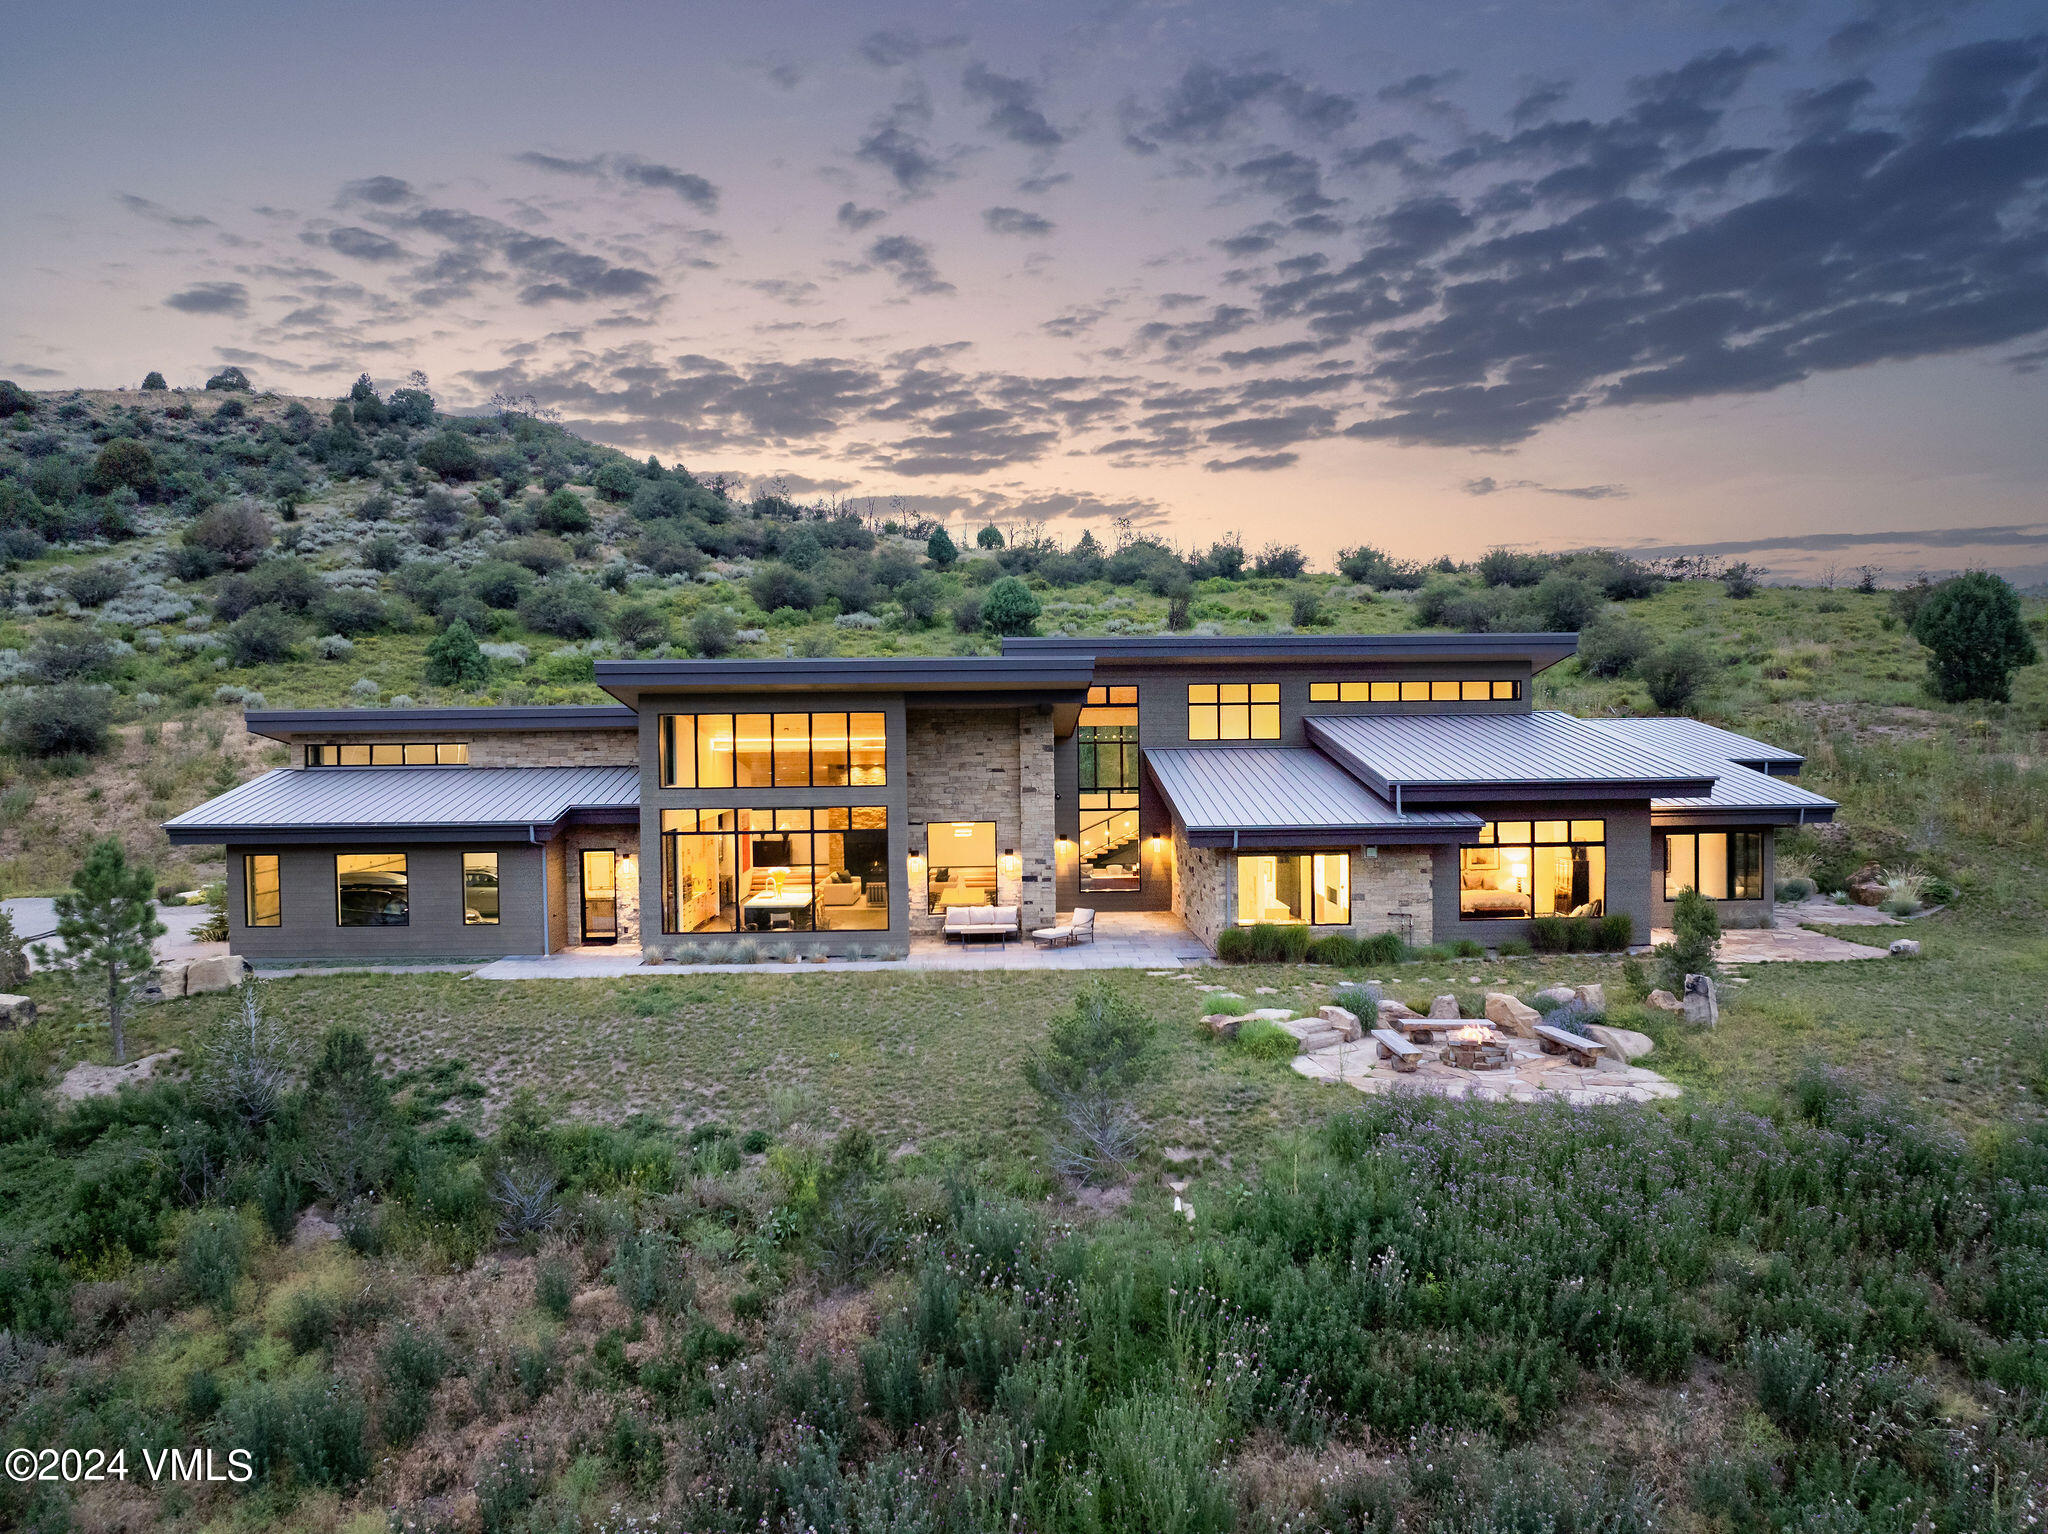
[425,619,489,690]
[1656,886,1720,994]
[926,524,957,568]
[37,839,164,1064]
[1910,571,2039,703]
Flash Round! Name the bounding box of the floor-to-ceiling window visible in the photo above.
[927,821,997,910]
[1663,831,1764,900]
[1458,820,1607,919]
[1234,853,1350,925]
[1077,684,1141,892]
[661,807,889,934]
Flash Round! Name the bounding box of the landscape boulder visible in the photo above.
[1572,983,1606,1014]
[1533,986,1578,1007]
[150,960,190,1000]
[1315,1005,1363,1042]
[1682,974,1719,1027]
[1889,938,1922,958]
[184,953,250,995]
[1646,989,1683,1013]
[1845,862,1889,907]
[1427,994,1461,1019]
[0,993,35,1030]
[1248,1007,1295,1022]
[1201,1014,1242,1038]
[1378,998,1422,1021]
[1585,1024,1654,1061]
[1483,992,1540,1039]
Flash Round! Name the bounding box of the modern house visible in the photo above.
[162,634,1836,963]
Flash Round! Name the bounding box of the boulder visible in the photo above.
[1533,986,1578,1006]
[1427,994,1461,1020]
[1202,1014,1242,1038]
[184,953,250,995]
[0,993,36,1030]
[1316,1005,1363,1042]
[1586,1024,1654,1061]
[1248,1007,1295,1022]
[151,960,190,1000]
[1378,998,1422,1021]
[1572,983,1606,1014]
[1682,973,1719,1027]
[1845,862,1888,907]
[1646,989,1683,1013]
[1483,992,1541,1038]
[1889,938,1922,958]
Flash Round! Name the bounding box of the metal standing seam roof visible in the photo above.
[244,705,639,741]
[1145,748,1484,841]
[1642,759,1839,817]
[162,765,641,843]
[1580,715,1806,774]
[1304,711,1718,799]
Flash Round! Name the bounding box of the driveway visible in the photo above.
[3,897,227,971]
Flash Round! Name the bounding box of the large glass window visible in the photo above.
[1188,682,1279,740]
[336,853,408,926]
[1078,685,1141,893]
[661,807,888,933]
[463,852,500,925]
[1459,820,1606,920]
[1664,831,1764,901]
[308,742,469,766]
[660,712,887,789]
[927,821,997,911]
[1235,853,1350,925]
[243,854,280,927]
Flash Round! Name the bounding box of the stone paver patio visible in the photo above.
[1651,899,1898,964]
[1290,1030,1684,1105]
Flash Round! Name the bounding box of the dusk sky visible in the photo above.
[6,0,2047,580]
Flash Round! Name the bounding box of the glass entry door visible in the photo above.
[580,849,619,944]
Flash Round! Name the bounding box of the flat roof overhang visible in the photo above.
[1650,805,1837,828]
[162,819,615,847]
[596,656,1096,709]
[245,705,638,742]
[1005,632,1581,675]
[1180,824,1482,849]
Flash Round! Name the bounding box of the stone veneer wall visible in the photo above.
[1170,819,1230,951]
[1350,847,1435,946]
[903,707,1056,934]
[559,828,642,947]
[285,730,638,769]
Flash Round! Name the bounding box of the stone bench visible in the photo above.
[1372,1027,1426,1072]
[1534,1024,1606,1068]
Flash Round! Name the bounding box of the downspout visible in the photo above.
[1394,784,1403,816]
[532,824,550,955]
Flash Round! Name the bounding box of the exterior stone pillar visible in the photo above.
[1017,710,1057,931]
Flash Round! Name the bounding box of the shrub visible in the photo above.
[609,1229,685,1314]
[415,430,482,481]
[1025,981,1157,1185]
[1253,543,1306,578]
[178,1208,249,1310]
[981,576,1042,635]
[1090,1393,1231,1534]
[592,462,640,502]
[536,1255,574,1320]
[637,523,707,577]
[690,607,739,657]
[535,486,591,532]
[1233,1019,1300,1061]
[283,1288,341,1353]
[518,578,608,639]
[224,606,299,665]
[1722,561,1759,598]
[1354,931,1404,965]
[1333,984,1382,1017]
[424,619,489,689]
[216,558,324,620]
[1909,570,2040,703]
[1639,641,1715,713]
[1775,876,1816,902]
[205,366,250,391]
[925,525,957,567]
[977,523,1004,549]
[476,1440,544,1532]
[87,438,158,498]
[1290,589,1326,627]
[1657,886,1720,992]
[467,559,534,610]
[5,682,113,756]
[28,624,117,683]
[1577,614,1653,678]
[312,588,392,636]
[183,501,272,570]
[1596,912,1634,951]
[1450,938,1485,958]
[1306,932,1361,965]
[951,593,984,633]
[1213,927,1252,963]
[1529,572,1602,631]
[377,1325,450,1446]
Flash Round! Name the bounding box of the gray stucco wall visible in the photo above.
[225,841,550,962]
[1430,798,1654,949]
[634,691,912,959]
[1649,825,1778,930]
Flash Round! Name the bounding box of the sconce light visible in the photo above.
[1000,849,1021,876]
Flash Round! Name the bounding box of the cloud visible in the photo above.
[1204,452,1299,472]
[1463,477,1629,499]
[866,234,953,295]
[338,176,415,206]
[836,201,887,231]
[855,92,949,194]
[322,226,410,262]
[1614,523,2048,558]
[164,282,249,315]
[115,193,213,228]
[1122,60,1357,152]
[983,205,1055,236]
[515,151,719,210]
[962,62,1065,148]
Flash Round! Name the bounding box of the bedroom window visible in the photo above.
[1664,831,1764,901]
[1187,682,1279,740]
[1234,853,1350,925]
[1459,820,1606,920]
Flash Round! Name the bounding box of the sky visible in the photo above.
[4,0,2047,582]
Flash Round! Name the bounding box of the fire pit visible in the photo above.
[1440,1025,1512,1071]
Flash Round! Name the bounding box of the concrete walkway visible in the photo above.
[469,912,1209,979]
